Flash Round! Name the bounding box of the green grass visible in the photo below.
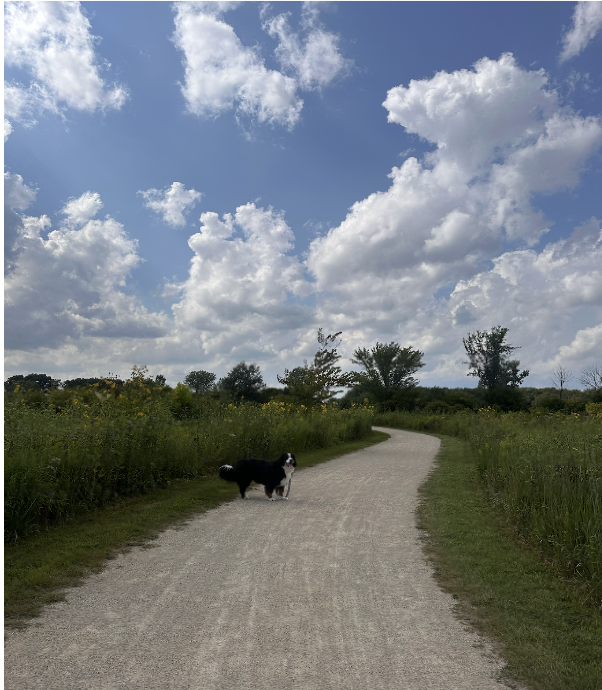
[417,436,602,690]
[4,430,389,628]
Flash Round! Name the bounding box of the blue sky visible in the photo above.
[4,1,602,389]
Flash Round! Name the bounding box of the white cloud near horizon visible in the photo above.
[4,181,169,351]
[172,2,303,128]
[138,182,203,227]
[4,1,128,127]
[560,1,602,62]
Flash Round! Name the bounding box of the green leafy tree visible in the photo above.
[351,342,425,396]
[219,362,265,401]
[278,329,355,404]
[463,326,529,390]
[63,377,105,389]
[4,373,60,392]
[184,370,216,394]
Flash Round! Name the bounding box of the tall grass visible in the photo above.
[374,408,602,609]
[5,396,372,542]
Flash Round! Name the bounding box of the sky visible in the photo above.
[4,0,602,390]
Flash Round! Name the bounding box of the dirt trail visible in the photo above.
[5,428,513,689]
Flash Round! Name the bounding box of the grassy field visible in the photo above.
[417,435,602,690]
[5,430,390,627]
[375,406,602,690]
[5,388,374,541]
[375,408,602,611]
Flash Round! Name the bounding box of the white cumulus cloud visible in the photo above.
[168,202,313,360]
[172,2,302,128]
[61,191,104,227]
[305,54,602,383]
[138,182,203,227]
[4,184,169,351]
[560,1,602,62]
[262,3,353,91]
[4,1,128,124]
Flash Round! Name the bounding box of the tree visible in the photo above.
[278,329,355,404]
[63,377,105,389]
[580,365,602,391]
[351,342,425,397]
[219,362,265,400]
[184,370,216,394]
[4,373,60,392]
[463,326,529,390]
[154,374,167,386]
[549,366,574,400]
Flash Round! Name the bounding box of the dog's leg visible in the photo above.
[264,487,276,501]
[238,483,249,499]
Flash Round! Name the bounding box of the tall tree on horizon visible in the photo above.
[463,326,529,390]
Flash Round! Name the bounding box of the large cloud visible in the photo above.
[560,1,602,62]
[4,184,169,351]
[414,217,602,384]
[167,202,314,363]
[4,1,128,126]
[172,3,302,128]
[307,55,601,343]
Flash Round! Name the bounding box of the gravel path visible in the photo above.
[5,428,513,689]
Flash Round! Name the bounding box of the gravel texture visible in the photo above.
[5,428,514,689]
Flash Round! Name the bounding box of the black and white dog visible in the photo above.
[219,453,296,501]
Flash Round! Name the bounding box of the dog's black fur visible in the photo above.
[219,452,296,500]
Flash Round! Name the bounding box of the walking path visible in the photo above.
[4,428,513,689]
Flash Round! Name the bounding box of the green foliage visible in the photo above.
[218,362,265,401]
[351,341,425,397]
[5,373,61,392]
[4,391,373,542]
[463,326,529,389]
[184,370,216,394]
[170,382,195,419]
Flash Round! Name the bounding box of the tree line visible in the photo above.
[5,327,602,411]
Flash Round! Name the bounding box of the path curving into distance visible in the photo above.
[5,428,514,689]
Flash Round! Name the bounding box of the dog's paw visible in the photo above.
[269,497,277,501]
[281,496,288,500]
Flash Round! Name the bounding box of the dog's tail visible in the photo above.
[219,464,236,482]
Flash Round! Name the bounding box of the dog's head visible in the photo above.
[279,452,296,472]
